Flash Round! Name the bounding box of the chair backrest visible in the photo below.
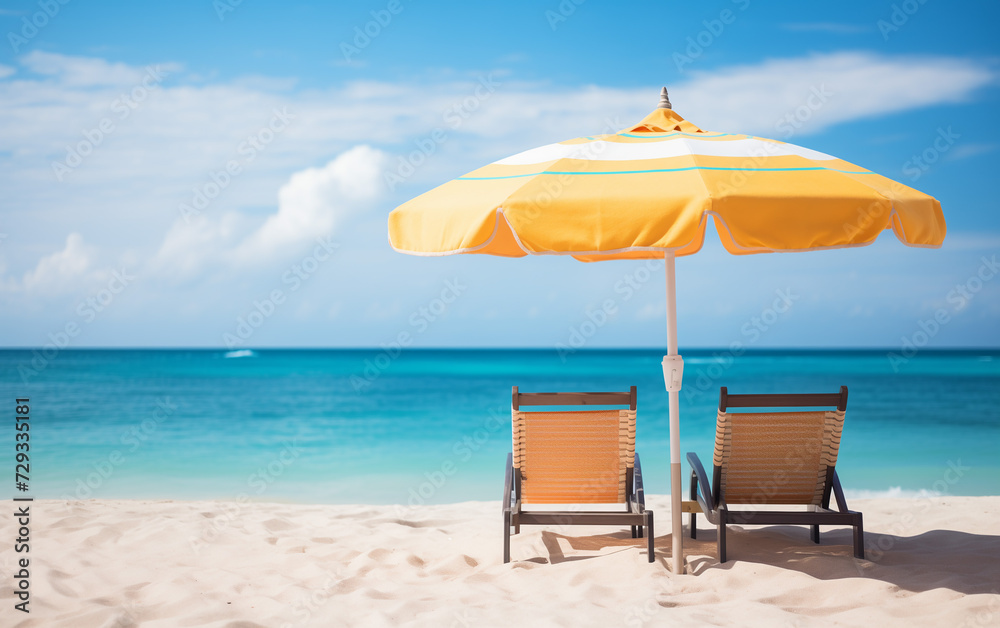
[512,386,636,504]
[713,386,848,507]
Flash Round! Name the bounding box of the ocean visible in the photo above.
[2,348,998,504]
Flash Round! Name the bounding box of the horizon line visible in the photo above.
[2,346,998,352]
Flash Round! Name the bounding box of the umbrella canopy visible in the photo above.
[389,99,945,260]
[387,89,945,573]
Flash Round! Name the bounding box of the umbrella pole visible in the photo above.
[662,251,684,574]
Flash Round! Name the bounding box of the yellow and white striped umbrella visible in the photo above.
[388,89,945,573]
[389,101,945,259]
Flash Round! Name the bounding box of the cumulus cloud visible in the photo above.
[21,233,97,293]
[0,49,994,325]
[149,212,249,282]
[230,145,387,267]
[148,145,387,279]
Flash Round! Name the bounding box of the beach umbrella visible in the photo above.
[386,88,946,573]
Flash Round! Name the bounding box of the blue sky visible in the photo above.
[0,0,998,349]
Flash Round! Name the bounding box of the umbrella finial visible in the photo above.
[658,86,672,109]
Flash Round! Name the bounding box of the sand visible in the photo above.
[2,496,998,627]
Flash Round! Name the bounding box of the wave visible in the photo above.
[223,349,256,359]
[844,486,943,499]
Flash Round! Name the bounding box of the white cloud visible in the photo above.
[229,145,387,267]
[21,233,97,293]
[149,212,249,282]
[945,143,998,162]
[148,145,386,280]
[19,50,179,87]
[672,51,995,136]
[0,51,996,341]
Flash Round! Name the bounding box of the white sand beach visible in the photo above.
[3,496,999,627]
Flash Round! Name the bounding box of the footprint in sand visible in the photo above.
[430,554,479,575]
[366,548,392,561]
[406,554,426,567]
[83,527,121,546]
[262,518,293,532]
[362,588,394,599]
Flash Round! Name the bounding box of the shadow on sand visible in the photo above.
[540,524,1000,595]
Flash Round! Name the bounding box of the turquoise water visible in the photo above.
[1,349,998,504]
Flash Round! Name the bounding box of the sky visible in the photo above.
[0,0,998,349]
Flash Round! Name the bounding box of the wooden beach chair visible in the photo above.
[686,386,865,563]
[502,386,654,563]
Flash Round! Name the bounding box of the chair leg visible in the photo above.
[811,524,820,544]
[637,524,644,538]
[631,525,636,538]
[645,510,655,563]
[503,510,511,564]
[853,515,865,559]
[717,522,727,563]
[689,471,698,539]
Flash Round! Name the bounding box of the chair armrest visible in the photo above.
[832,469,850,513]
[686,451,716,514]
[632,452,647,511]
[503,453,513,512]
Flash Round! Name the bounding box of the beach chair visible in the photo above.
[503,386,654,563]
[686,386,864,562]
